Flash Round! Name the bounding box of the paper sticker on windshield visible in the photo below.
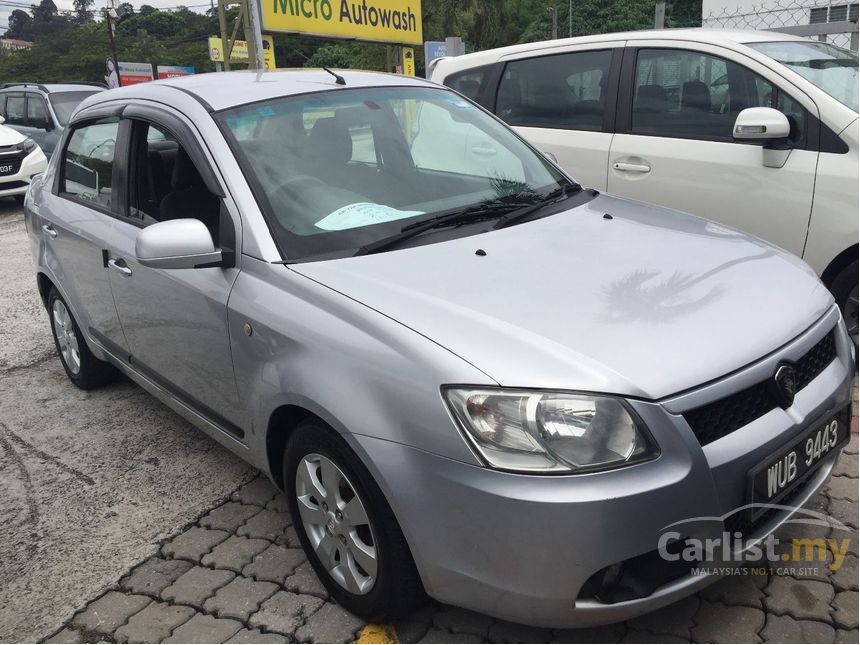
[315,203,424,231]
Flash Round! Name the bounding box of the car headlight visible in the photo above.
[443,387,658,473]
[15,139,37,154]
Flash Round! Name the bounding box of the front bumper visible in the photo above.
[0,148,47,197]
[350,306,854,628]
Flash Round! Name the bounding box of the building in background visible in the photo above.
[0,38,32,52]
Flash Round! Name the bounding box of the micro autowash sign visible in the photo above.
[262,0,422,45]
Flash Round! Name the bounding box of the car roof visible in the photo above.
[432,28,810,73]
[92,69,439,112]
[0,83,104,94]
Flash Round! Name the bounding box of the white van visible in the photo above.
[430,29,859,344]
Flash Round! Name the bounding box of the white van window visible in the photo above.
[496,50,613,132]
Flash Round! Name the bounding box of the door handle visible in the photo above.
[108,258,132,277]
[41,224,57,238]
[613,161,651,173]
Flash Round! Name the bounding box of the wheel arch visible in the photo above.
[37,271,54,308]
[821,244,859,288]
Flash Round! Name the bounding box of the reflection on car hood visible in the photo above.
[292,193,832,399]
[0,124,25,147]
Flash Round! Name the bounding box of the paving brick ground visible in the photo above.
[42,429,858,645]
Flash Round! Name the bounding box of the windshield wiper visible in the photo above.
[353,200,536,256]
[491,181,581,230]
[353,181,582,256]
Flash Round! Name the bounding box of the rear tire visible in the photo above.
[47,287,115,389]
[830,261,858,351]
[284,418,425,621]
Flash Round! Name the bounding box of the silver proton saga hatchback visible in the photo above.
[25,71,855,628]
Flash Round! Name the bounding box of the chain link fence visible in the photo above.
[702,0,858,50]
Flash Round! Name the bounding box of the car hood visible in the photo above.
[0,124,25,146]
[291,193,832,399]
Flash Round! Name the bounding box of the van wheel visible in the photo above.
[830,261,858,350]
[47,287,115,389]
[284,418,425,621]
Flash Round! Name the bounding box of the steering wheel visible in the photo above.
[274,174,326,196]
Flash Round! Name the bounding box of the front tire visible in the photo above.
[47,287,115,389]
[284,418,425,620]
[830,261,858,350]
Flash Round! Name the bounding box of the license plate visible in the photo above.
[749,411,849,518]
[0,163,14,175]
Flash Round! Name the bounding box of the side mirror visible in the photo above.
[135,218,222,269]
[0,115,5,124]
[732,107,790,141]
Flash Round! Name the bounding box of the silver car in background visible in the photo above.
[25,71,854,627]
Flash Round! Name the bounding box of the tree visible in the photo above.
[6,9,33,39]
[138,4,156,15]
[30,0,58,22]
[73,0,94,23]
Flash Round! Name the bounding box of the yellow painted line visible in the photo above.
[355,622,399,643]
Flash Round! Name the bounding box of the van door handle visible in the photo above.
[613,161,651,173]
[108,258,132,277]
[41,224,57,238]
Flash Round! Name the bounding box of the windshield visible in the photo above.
[217,86,567,261]
[748,40,858,112]
[49,91,100,126]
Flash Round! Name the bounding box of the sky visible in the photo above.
[0,0,211,37]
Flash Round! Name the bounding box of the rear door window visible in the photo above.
[5,95,26,126]
[496,50,613,131]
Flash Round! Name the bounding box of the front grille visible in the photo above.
[684,328,838,446]
[0,150,23,177]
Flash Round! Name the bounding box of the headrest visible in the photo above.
[635,84,668,113]
[171,147,202,189]
[682,81,711,112]
[308,117,353,165]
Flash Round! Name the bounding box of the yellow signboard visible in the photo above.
[208,35,276,69]
[262,0,422,45]
[402,46,415,76]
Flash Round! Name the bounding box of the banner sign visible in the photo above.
[208,35,276,69]
[262,0,422,45]
[402,46,415,76]
[157,65,195,79]
[118,61,154,86]
[423,39,464,76]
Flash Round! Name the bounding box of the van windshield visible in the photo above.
[748,41,858,112]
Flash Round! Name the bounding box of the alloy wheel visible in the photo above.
[295,453,378,595]
[52,299,81,375]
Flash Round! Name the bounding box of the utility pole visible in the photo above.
[217,0,264,72]
[547,6,558,40]
[105,8,121,86]
[246,0,264,71]
[654,2,665,28]
[569,0,573,37]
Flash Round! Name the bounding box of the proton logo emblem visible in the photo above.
[774,364,797,409]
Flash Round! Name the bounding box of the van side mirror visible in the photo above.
[0,115,5,124]
[135,218,223,269]
[733,107,790,141]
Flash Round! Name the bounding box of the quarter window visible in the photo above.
[496,50,613,131]
[446,67,489,102]
[631,49,804,143]
[61,120,119,209]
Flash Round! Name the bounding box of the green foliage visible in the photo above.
[0,0,701,83]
